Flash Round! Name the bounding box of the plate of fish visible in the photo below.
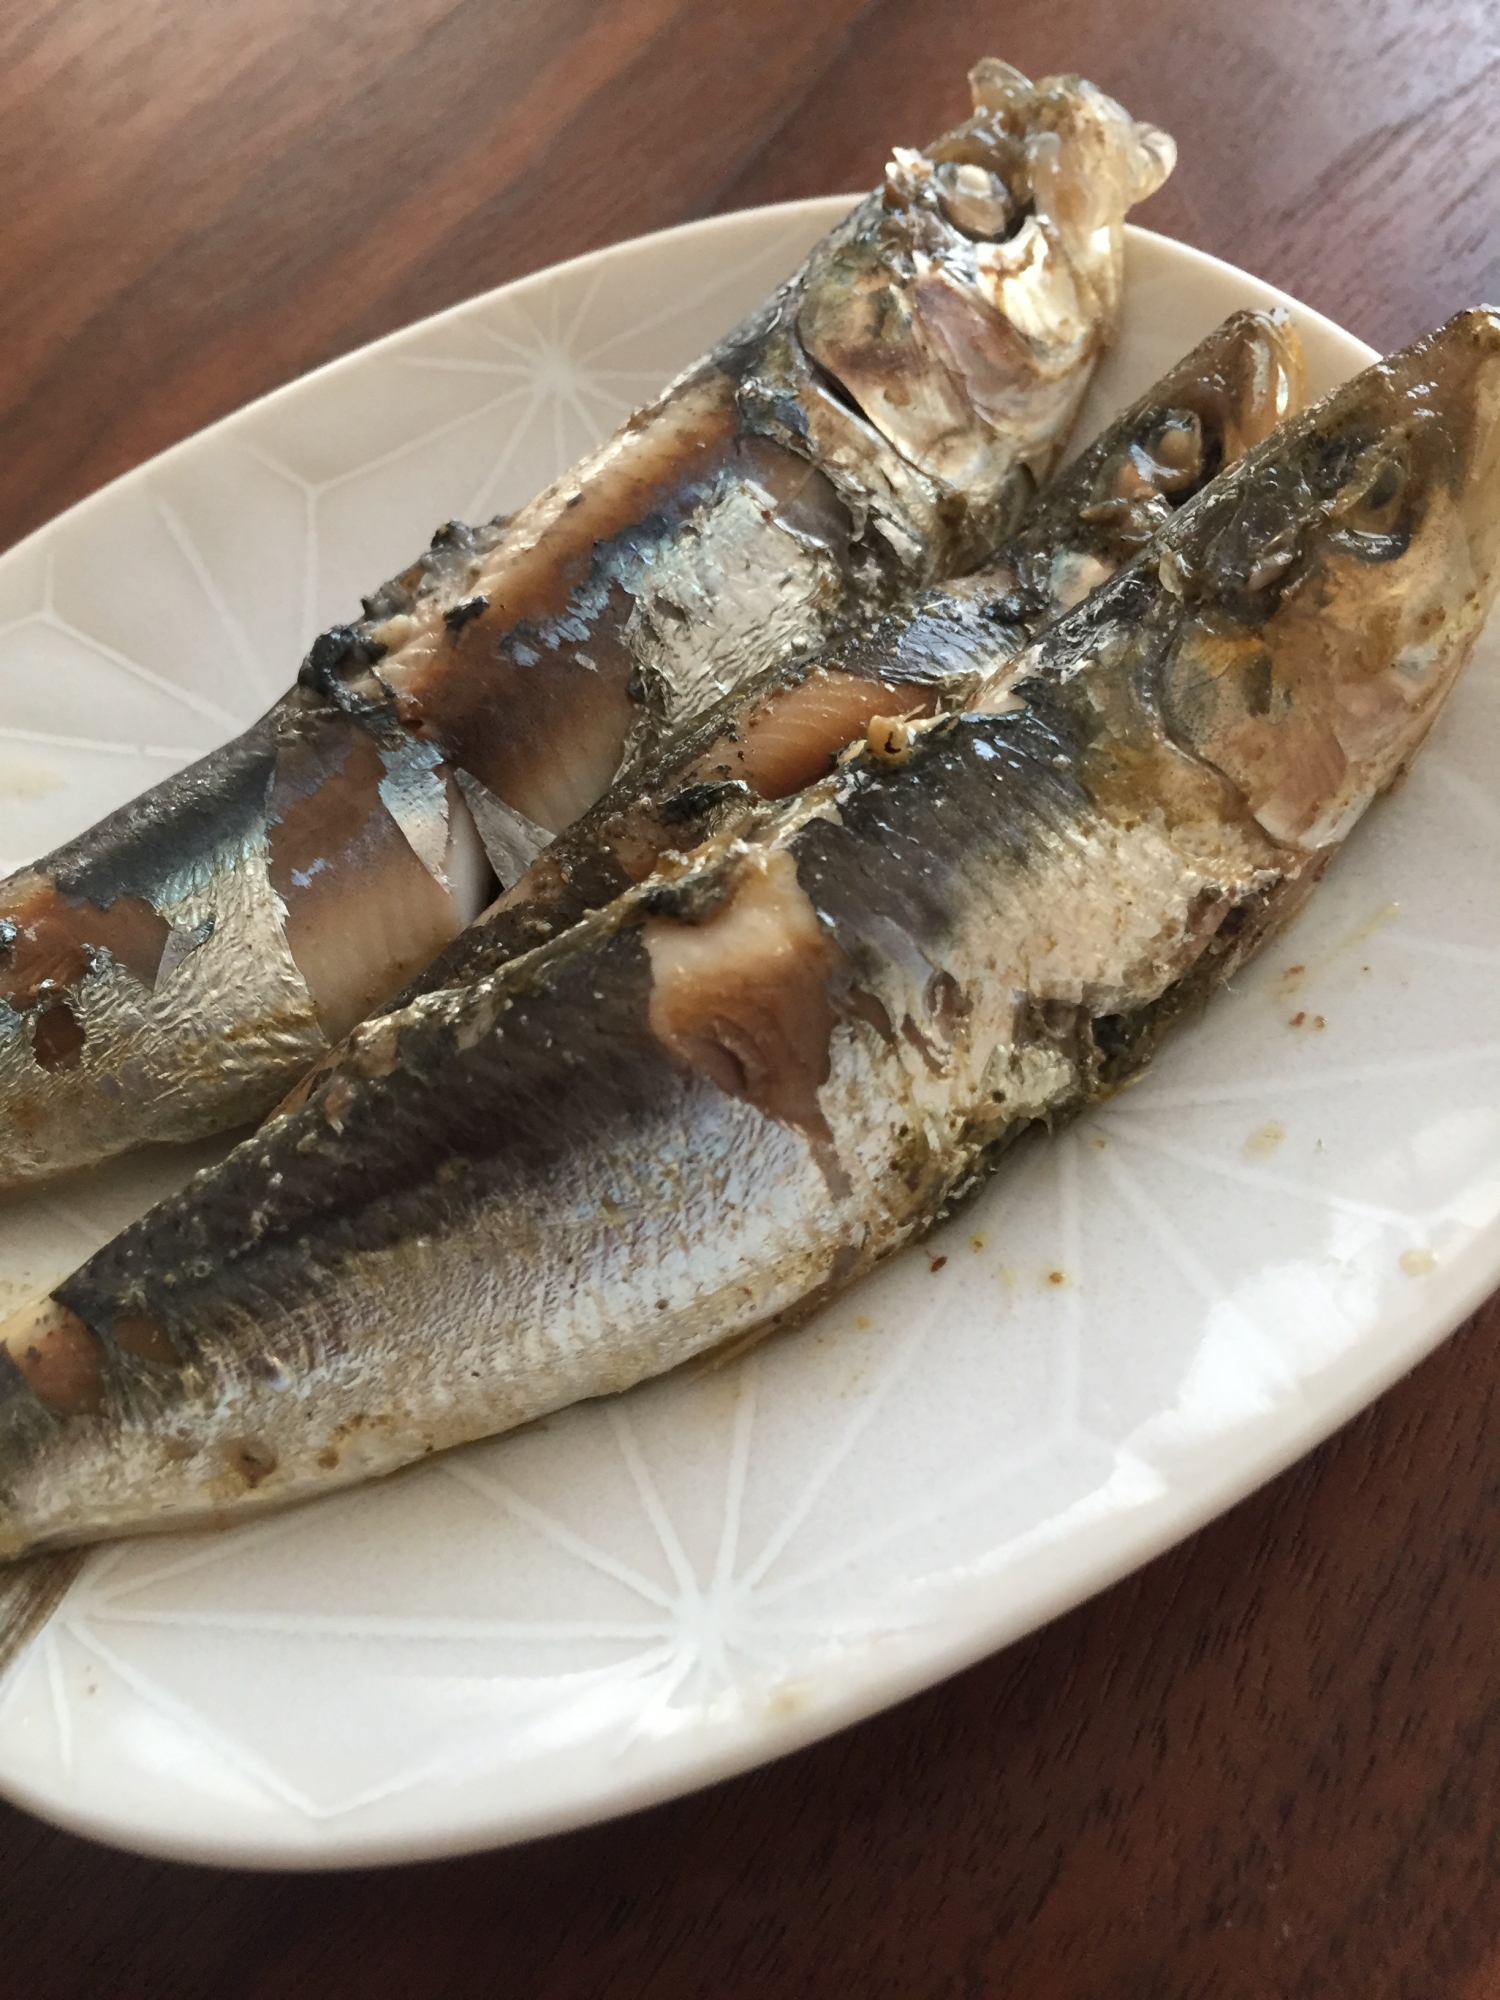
[0,59,1497,1866]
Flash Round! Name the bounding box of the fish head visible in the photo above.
[1007,309,1310,615]
[794,62,1174,521]
[1128,308,1307,495]
[1157,307,1500,848]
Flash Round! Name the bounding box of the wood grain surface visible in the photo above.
[2,0,1499,1991]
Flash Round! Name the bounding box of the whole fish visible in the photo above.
[1,307,1493,1647]
[397,308,1304,1004]
[0,61,1173,1190]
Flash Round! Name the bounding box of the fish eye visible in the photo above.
[1328,440,1413,562]
[1153,414,1202,469]
[1135,413,1205,496]
[933,161,1018,240]
[1362,455,1404,513]
[1333,441,1408,527]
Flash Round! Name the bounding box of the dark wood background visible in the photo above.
[3,1,1499,1991]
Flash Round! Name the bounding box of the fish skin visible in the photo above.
[397,308,1305,1005]
[1,308,1494,1566]
[0,63,1173,1191]
[0,1549,86,1685]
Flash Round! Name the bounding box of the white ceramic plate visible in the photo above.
[0,204,1495,1869]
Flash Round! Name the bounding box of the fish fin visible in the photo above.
[0,1551,87,1686]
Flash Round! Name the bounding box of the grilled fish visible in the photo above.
[0,61,1173,1190]
[1,309,1494,1622]
[398,308,1304,1004]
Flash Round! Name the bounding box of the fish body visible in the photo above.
[2,307,1495,1568]
[399,308,1304,1003]
[0,63,1173,1189]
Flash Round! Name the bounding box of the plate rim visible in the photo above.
[0,197,861,577]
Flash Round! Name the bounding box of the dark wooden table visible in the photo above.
[3,2,1499,1991]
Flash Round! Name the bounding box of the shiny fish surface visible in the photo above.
[0,61,1173,1190]
[1,308,1494,1579]
[400,309,1304,1003]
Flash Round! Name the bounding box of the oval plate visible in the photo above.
[0,204,1495,1868]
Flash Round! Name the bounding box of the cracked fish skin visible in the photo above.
[4,307,1493,1568]
[397,307,1304,1004]
[0,60,1173,1192]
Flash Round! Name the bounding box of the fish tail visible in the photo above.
[0,1550,87,1686]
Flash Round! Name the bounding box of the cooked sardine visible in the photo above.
[399,308,1304,1004]
[2,311,1494,1624]
[0,61,1173,1190]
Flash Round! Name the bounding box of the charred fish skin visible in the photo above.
[0,64,1173,1192]
[396,309,1305,1006]
[2,309,1496,1561]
